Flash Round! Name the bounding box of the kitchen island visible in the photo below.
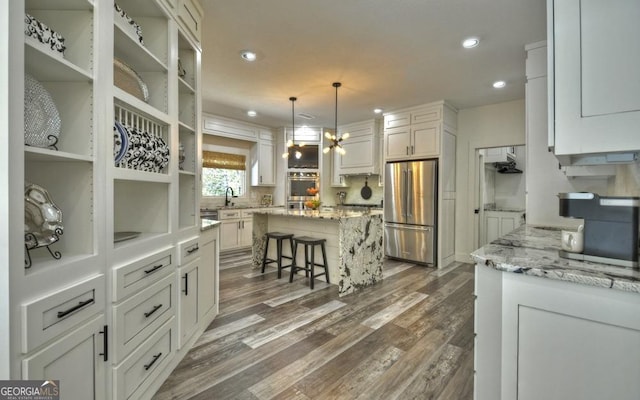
[472,225,640,400]
[252,208,384,296]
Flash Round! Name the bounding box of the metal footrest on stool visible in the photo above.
[261,232,294,278]
[290,236,330,289]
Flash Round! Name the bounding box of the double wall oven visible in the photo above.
[287,171,319,209]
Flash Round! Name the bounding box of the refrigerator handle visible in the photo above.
[402,169,408,218]
[407,169,413,217]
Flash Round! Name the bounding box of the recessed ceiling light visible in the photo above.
[373,108,383,114]
[247,110,257,117]
[462,37,480,49]
[240,50,257,62]
[493,80,506,89]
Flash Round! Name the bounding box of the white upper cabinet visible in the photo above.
[549,0,640,162]
[336,120,381,175]
[484,147,516,164]
[251,130,276,186]
[383,105,445,161]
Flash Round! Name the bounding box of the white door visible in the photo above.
[199,237,217,319]
[553,0,640,155]
[220,220,240,250]
[411,121,440,158]
[340,136,374,170]
[239,217,253,247]
[22,314,106,400]
[477,150,486,247]
[179,261,199,347]
[385,126,411,159]
[258,141,275,185]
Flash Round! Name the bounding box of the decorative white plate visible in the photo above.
[24,74,61,149]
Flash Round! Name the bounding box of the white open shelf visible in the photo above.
[26,7,94,74]
[25,147,93,163]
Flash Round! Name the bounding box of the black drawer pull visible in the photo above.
[144,352,162,371]
[57,299,94,318]
[186,245,199,254]
[99,325,108,362]
[143,304,163,318]
[144,264,164,274]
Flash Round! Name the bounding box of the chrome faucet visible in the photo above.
[225,187,236,207]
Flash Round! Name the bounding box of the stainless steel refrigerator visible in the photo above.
[384,160,437,265]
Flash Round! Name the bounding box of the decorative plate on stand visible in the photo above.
[24,74,61,149]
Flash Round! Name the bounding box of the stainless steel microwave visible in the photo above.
[287,144,319,169]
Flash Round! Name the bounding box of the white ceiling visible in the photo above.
[200,0,547,129]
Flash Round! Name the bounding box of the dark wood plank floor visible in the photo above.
[153,250,475,400]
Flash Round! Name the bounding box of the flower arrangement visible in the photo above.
[305,187,319,209]
[304,199,321,210]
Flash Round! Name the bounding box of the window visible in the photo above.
[202,151,246,197]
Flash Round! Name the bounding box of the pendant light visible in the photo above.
[282,96,298,158]
[323,82,349,155]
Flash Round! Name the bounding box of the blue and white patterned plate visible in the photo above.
[114,121,129,163]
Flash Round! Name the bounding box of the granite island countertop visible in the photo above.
[471,225,640,293]
[253,208,383,221]
[252,209,384,296]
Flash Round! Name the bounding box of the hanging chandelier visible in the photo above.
[282,96,302,159]
[323,82,349,155]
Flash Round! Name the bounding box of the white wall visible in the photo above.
[494,145,526,209]
[455,99,526,262]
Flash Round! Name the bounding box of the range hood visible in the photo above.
[494,161,522,174]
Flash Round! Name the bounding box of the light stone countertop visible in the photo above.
[471,225,640,293]
[200,218,220,231]
[253,208,383,221]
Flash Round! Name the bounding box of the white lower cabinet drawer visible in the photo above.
[113,274,175,363]
[22,274,105,353]
[114,317,175,400]
[177,236,200,266]
[113,247,175,302]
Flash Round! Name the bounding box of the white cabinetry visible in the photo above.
[334,120,381,175]
[475,265,640,400]
[251,130,276,186]
[0,0,209,396]
[176,0,203,44]
[199,226,218,320]
[549,0,640,162]
[383,101,457,268]
[483,147,515,163]
[178,258,199,347]
[218,209,254,251]
[484,211,525,244]
[384,106,444,160]
[330,150,347,187]
[22,314,107,400]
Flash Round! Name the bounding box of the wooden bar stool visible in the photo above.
[261,232,294,278]
[290,236,330,289]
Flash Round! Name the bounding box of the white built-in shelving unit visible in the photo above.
[1,0,213,398]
